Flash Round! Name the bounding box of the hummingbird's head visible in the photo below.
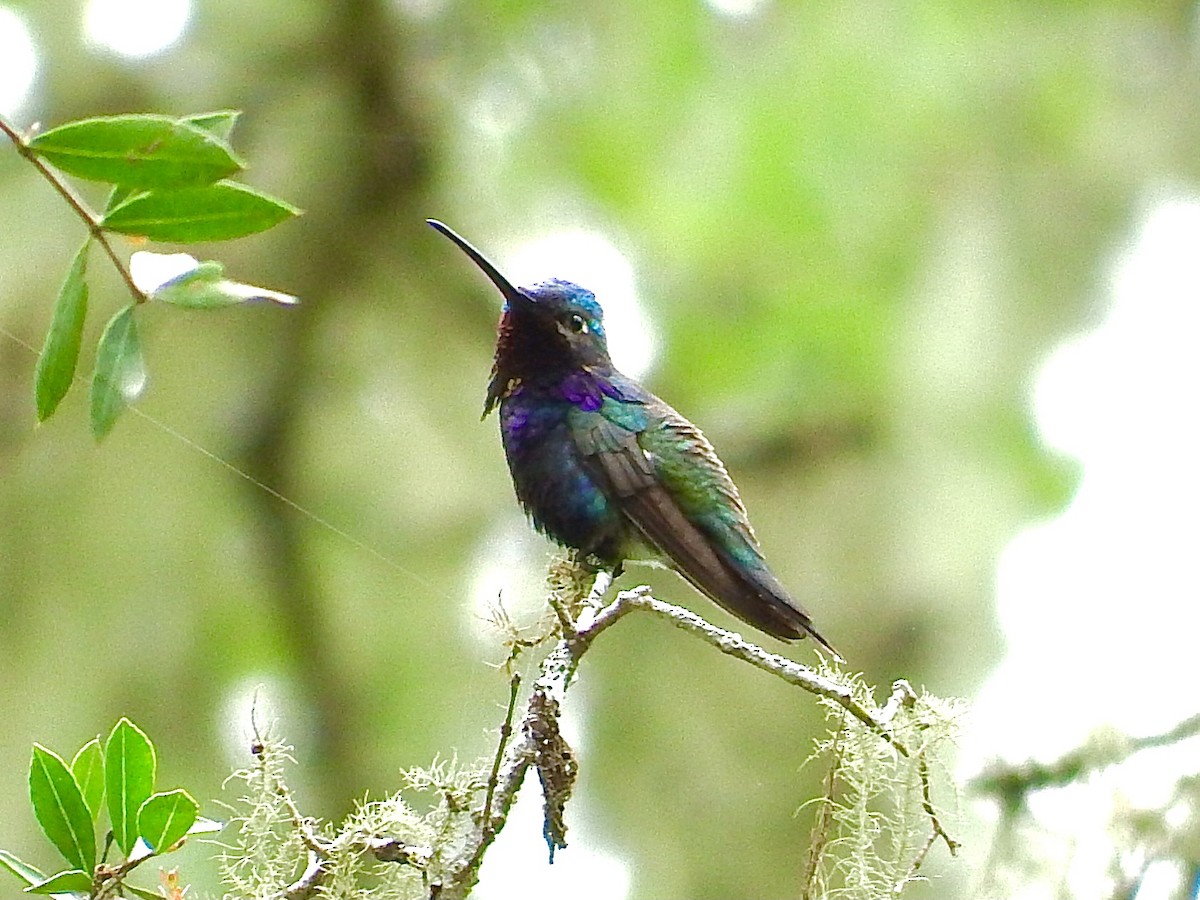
[427,220,615,407]
[513,278,610,366]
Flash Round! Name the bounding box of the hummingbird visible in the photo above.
[428,219,836,652]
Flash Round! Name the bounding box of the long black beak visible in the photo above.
[427,219,532,309]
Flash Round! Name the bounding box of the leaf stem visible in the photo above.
[0,115,147,303]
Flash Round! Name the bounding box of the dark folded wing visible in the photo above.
[575,406,836,651]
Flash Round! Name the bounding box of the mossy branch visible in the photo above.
[580,585,913,753]
[220,561,960,900]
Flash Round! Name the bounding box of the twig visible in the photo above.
[433,638,578,899]
[582,569,612,617]
[580,587,910,755]
[261,577,956,900]
[585,589,963,890]
[970,711,1200,806]
[436,582,961,899]
[92,851,158,900]
[0,114,147,302]
[878,679,917,724]
[967,717,1200,899]
[470,672,522,869]
[279,848,326,900]
[546,597,576,635]
[265,750,440,900]
[881,681,958,891]
[800,717,847,897]
[365,836,433,865]
[910,751,960,872]
[269,755,331,900]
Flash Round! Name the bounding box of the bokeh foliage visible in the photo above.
[3,1,1197,897]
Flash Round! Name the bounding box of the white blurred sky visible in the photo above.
[83,0,190,58]
[966,195,1200,900]
[975,195,1200,757]
[0,0,191,118]
[0,6,37,118]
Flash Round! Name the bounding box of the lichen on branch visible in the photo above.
[215,557,962,900]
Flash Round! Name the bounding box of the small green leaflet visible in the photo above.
[28,745,96,874]
[24,868,91,895]
[27,114,243,190]
[70,739,105,822]
[104,718,157,856]
[101,181,300,243]
[138,789,199,852]
[33,242,90,421]
[0,849,47,888]
[148,258,298,308]
[89,305,146,440]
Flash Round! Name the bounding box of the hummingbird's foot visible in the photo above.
[546,551,606,633]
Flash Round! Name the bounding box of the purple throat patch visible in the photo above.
[560,371,615,411]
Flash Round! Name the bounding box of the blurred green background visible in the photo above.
[2,1,1196,897]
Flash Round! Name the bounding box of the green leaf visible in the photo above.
[104,719,157,856]
[101,181,300,242]
[122,885,165,900]
[27,114,243,189]
[183,109,241,141]
[0,849,47,887]
[149,259,299,308]
[89,305,146,440]
[33,242,90,421]
[24,869,91,895]
[28,745,96,873]
[70,739,105,822]
[138,789,198,852]
[148,260,227,307]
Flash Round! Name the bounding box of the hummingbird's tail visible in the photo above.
[677,557,841,659]
[617,476,841,655]
[729,568,840,658]
[579,413,840,656]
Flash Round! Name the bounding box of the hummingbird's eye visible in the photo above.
[568,314,588,334]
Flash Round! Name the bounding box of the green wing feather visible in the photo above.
[573,395,836,651]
